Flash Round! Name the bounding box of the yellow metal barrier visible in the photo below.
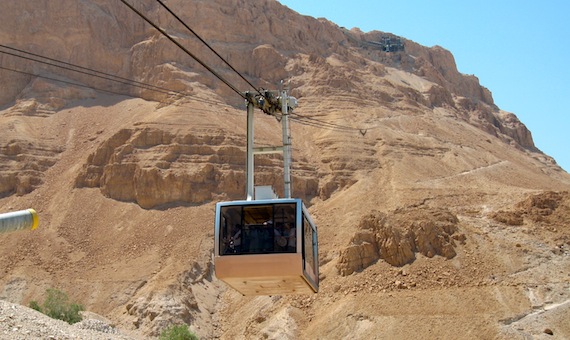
[0,209,39,234]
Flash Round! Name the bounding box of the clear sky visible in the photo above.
[278,0,570,172]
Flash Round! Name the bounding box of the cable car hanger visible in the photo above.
[243,83,298,200]
[214,83,319,295]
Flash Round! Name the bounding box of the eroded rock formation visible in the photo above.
[337,207,464,275]
[75,127,319,208]
[0,136,61,198]
[491,191,570,227]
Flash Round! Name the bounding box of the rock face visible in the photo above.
[0,138,60,197]
[1,0,536,149]
[337,208,463,275]
[75,127,319,208]
[0,0,542,205]
[75,128,241,208]
[491,191,570,227]
[2,1,570,339]
[124,261,218,337]
[0,81,70,197]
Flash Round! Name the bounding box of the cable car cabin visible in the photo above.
[214,198,318,295]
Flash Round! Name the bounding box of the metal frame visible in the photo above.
[214,198,319,294]
[214,88,318,295]
[245,90,293,200]
[215,198,303,256]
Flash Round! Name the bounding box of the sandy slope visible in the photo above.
[1,1,570,338]
[1,87,569,339]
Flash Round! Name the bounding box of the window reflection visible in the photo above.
[219,203,297,255]
[303,213,315,278]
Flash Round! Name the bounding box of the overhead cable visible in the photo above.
[0,65,155,99]
[0,64,230,109]
[150,0,378,133]
[0,45,234,108]
[119,0,247,100]
[290,112,361,131]
[0,49,178,98]
[154,0,261,96]
[0,44,185,97]
[289,111,382,135]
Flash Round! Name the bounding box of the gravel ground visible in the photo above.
[0,300,136,340]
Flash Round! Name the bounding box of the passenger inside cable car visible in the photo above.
[215,198,318,295]
[219,203,297,255]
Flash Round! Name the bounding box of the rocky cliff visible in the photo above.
[0,0,547,204]
[1,0,570,339]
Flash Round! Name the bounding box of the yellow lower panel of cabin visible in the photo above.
[215,253,315,295]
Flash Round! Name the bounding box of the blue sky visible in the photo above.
[279,1,570,172]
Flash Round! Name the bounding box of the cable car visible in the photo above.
[213,89,319,295]
[214,196,318,295]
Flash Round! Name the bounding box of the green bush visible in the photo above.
[29,300,42,312]
[159,324,198,340]
[29,288,84,324]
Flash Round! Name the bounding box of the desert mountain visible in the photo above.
[1,0,569,338]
